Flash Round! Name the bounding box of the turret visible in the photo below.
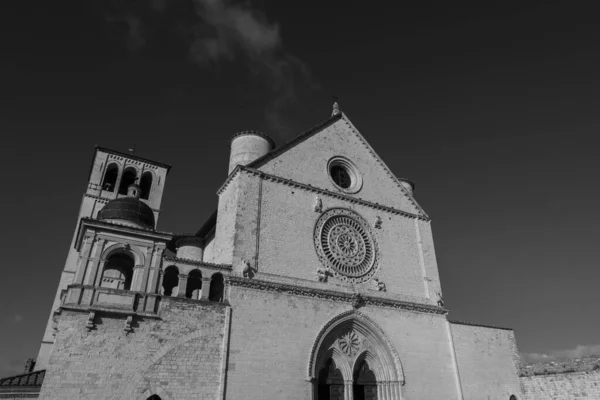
[228,130,275,175]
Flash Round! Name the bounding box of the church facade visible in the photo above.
[8,107,525,399]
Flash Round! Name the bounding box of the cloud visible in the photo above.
[188,0,281,64]
[188,0,317,134]
[103,0,317,135]
[521,344,600,364]
[105,14,146,51]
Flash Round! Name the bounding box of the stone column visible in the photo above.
[74,235,94,284]
[201,277,212,300]
[376,382,386,400]
[148,248,164,294]
[137,246,154,292]
[344,381,354,400]
[132,265,145,290]
[393,382,401,399]
[386,381,393,400]
[176,274,188,297]
[87,238,106,286]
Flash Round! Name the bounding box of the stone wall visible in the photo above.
[255,116,422,215]
[520,356,600,400]
[225,284,461,400]
[450,322,523,399]
[38,297,227,400]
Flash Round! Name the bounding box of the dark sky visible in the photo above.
[1,0,599,376]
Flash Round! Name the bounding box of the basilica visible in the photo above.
[1,105,525,399]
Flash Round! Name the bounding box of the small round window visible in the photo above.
[327,157,362,193]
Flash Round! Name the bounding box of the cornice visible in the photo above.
[224,167,430,221]
[228,277,447,315]
[448,319,513,331]
[229,130,276,149]
[163,255,232,272]
[339,114,429,219]
[83,193,161,214]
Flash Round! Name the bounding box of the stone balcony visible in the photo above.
[60,284,161,318]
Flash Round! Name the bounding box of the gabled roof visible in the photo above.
[247,113,343,169]
[247,111,428,218]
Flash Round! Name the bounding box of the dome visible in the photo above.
[98,196,155,229]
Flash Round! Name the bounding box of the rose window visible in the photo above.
[339,330,361,356]
[314,208,379,283]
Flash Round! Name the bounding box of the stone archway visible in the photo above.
[309,311,404,400]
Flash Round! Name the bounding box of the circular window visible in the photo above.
[314,208,379,283]
[327,157,362,193]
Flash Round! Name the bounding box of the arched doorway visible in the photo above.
[353,359,377,400]
[309,311,404,400]
[317,358,344,400]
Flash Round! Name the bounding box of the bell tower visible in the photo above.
[35,147,171,369]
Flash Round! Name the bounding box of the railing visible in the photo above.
[0,370,45,387]
[61,284,161,318]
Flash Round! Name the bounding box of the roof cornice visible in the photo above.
[95,146,172,172]
[218,166,430,221]
[75,218,173,250]
[246,113,343,169]
[163,255,232,271]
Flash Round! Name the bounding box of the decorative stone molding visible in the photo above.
[228,277,446,315]
[162,256,232,272]
[217,167,430,222]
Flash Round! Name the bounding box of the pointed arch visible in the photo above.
[308,310,404,385]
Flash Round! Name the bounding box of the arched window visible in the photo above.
[209,273,224,302]
[162,266,179,297]
[140,171,153,200]
[102,163,119,192]
[147,396,161,400]
[118,167,137,195]
[186,269,202,299]
[100,253,134,290]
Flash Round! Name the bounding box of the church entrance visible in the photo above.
[310,312,405,400]
[353,359,377,400]
[317,358,344,400]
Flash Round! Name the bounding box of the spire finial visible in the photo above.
[332,96,341,116]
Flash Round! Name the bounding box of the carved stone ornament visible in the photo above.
[314,195,323,213]
[374,216,382,229]
[338,329,361,356]
[85,311,96,331]
[316,267,330,283]
[124,316,134,333]
[373,278,386,292]
[314,208,380,283]
[242,259,255,278]
[436,292,444,307]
